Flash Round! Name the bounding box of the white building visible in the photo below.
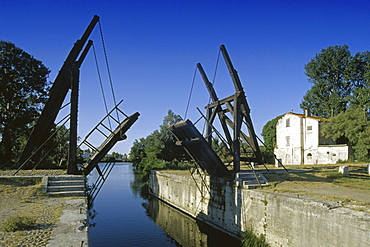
[274,110,348,165]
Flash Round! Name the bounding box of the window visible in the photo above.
[285,136,290,146]
[286,118,290,127]
[307,153,312,161]
[307,126,312,131]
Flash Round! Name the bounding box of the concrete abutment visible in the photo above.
[149,171,370,247]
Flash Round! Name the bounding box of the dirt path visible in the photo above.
[261,165,370,212]
[0,170,66,246]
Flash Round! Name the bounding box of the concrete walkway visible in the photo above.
[47,198,89,247]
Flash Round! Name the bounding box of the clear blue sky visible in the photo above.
[2,0,370,155]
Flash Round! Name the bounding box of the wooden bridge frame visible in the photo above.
[17,15,139,176]
[197,45,263,173]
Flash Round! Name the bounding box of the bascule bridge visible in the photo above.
[169,45,285,186]
[15,15,139,200]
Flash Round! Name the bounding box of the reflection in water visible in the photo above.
[88,163,240,246]
[145,197,241,247]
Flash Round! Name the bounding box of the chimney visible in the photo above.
[305,108,311,117]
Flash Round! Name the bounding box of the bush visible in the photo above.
[1,215,36,232]
[241,230,269,247]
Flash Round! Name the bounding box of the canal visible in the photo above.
[87,163,241,246]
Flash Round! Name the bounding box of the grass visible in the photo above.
[258,163,370,210]
[262,163,370,189]
[163,163,370,191]
[0,177,64,224]
[1,215,36,232]
[0,176,69,246]
[241,230,269,247]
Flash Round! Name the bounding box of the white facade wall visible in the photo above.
[274,113,348,165]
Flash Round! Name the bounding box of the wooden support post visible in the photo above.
[17,16,99,169]
[68,40,93,174]
[233,93,241,172]
[68,67,79,174]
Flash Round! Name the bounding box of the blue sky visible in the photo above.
[2,0,370,155]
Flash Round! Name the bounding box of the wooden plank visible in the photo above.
[169,120,230,177]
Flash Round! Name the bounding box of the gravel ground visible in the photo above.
[0,169,66,177]
[0,169,67,246]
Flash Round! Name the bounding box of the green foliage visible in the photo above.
[129,110,186,174]
[1,215,36,232]
[0,41,50,166]
[38,125,70,168]
[241,230,269,247]
[261,115,282,150]
[322,107,370,161]
[110,152,124,159]
[301,45,370,118]
[129,138,147,164]
[324,172,346,179]
[261,115,282,163]
[102,151,125,161]
[350,52,370,111]
[211,138,231,162]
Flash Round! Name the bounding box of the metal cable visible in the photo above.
[31,126,70,170]
[98,21,119,121]
[202,48,221,134]
[184,66,198,119]
[92,44,112,129]
[0,102,72,169]
[14,114,71,175]
[212,49,221,86]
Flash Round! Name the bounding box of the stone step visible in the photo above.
[235,172,269,189]
[49,180,85,186]
[242,179,262,185]
[48,175,84,181]
[236,173,263,179]
[44,175,86,197]
[47,191,86,197]
[47,185,85,192]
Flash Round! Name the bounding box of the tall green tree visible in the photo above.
[321,107,370,161]
[37,125,69,168]
[129,138,146,164]
[350,53,370,113]
[301,45,370,118]
[129,110,186,172]
[157,110,184,162]
[261,115,282,163]
[0,41,50,166]
[261,115,282,151]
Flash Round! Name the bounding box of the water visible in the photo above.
[88,163,241,247]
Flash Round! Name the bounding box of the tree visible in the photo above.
[261,115,282,163]
[321,107,370,161]
[37,125,69,168]
[0,41,50,166]
[157,110,184,162]
[301,45,370,118]
[211,138,230,162]
[129,138,146,164]
[129,110,186,172]
[350,53,370,113]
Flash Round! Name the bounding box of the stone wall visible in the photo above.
[149,171,370,247]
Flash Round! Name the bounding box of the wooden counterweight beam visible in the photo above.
[17,15,100,169]
[196,45,264,173]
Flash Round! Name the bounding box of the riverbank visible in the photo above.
[0,170,87,246]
